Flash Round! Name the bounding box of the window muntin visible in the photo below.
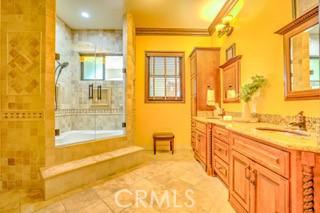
[145,52,185,102]
[80,54,123,81]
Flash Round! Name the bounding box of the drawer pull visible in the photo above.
[245,166,250,180]
[250,169,257,185]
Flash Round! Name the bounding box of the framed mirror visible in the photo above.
[220,55,242,103]
[293,0,319,18]
[276,7,319,100]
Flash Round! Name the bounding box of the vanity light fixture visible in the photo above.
[81,11,90,18]
[215,15,234,37]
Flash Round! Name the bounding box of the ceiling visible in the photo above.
[56,0,227,30]
[126,0,227,29]
[56,0,124,29]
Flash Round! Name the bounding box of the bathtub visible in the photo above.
[55,130,125,146]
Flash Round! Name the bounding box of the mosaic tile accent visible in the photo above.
[2,111,43,120]
[7,32,42,95]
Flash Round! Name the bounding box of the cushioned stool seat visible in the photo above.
[153,132,175,155]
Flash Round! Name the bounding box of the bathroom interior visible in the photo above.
[55,0,125,146]
[0,0,320,212]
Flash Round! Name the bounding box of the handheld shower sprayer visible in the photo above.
[55,61,69,110]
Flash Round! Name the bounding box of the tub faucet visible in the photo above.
[289,111,307,131]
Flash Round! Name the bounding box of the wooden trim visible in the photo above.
[275,6,318,35]
[145,51,184,57]
[136,28,210,36]
[79,53,123,57]
[279,10,320,100]
[189,47,221,57]
[219,55,242,69]
[208,0,239,35]
[144,51,185,103]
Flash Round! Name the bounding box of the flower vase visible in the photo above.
[241,101,252,121]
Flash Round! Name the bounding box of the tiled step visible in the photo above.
[40,146,145,200]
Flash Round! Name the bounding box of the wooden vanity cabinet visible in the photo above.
[212,125,230,186]
[192,119,212,175]
[190,48,220,116]
[230,133,290,213]
[192,120,319,213]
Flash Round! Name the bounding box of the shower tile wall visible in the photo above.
[55,18,124,133]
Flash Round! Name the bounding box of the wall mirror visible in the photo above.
[276,7,319,100]
[220,55,241,103]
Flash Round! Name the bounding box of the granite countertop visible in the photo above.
[193,116,320,153]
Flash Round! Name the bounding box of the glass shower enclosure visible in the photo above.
[55,31,125,146]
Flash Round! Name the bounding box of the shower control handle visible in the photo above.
[89,84,93,100]
[97,85,102,100]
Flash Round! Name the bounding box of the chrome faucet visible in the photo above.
[218,108,226,118]
[289,111,307,131]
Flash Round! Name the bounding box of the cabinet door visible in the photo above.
[190,54,197,116]
[198,132,207,163]
[230,150,251,212]
[250,162,289,213]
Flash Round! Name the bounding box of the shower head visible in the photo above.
[60,62,69,69]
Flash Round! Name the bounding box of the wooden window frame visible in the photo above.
[145,51,185,103]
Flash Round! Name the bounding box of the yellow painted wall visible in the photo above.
[212,0,320,117]
[135,36,212,150]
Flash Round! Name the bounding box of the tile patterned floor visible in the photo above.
[1,151,235,213]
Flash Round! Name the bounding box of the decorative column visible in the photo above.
[301,152,316,213]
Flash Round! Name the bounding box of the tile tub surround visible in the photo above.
[55,17,125,140]
[0,0,136,192]
[55,109,124,134]
[55,130,125,146]
[193,116,320,153]
[41,146,145,199]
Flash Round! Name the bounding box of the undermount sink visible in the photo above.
[256,127,311,137]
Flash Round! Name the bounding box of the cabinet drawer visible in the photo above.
[214,156,229,185]
[231,133,289,178]
[213,126,229,143]
[196,121,207,133]
[214,138,229,163]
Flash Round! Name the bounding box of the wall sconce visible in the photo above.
[215,15,234,37]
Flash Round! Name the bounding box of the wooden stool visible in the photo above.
[153,132,175,155]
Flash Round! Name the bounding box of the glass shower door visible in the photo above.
[95,54,126,140]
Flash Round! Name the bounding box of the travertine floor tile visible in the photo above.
[12,151,234,212]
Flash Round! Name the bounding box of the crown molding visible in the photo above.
[136,28,210,36]
[135,0,239,36]
[208,0,239,35]
[275,6,318,35]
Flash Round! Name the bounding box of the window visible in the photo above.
[80,54,105,80]
[145,51,185,103]
[105,55,123,81]
[80,54,123,81]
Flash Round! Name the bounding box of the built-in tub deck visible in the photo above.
[40,146,145,199]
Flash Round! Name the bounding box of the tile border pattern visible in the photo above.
[1,111,43,120]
